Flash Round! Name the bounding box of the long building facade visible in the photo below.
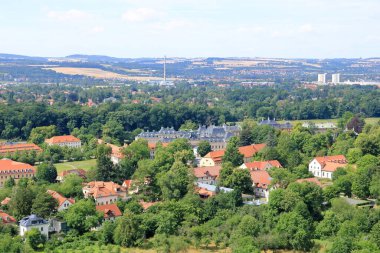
[136,124,241,150]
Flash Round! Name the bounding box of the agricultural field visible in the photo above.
[45,67,163,81]
[54,159,97,173]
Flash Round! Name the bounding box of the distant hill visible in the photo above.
[0,53,47,61]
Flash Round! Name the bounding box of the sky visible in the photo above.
[0,0,379,58]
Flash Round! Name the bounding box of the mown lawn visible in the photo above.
[54,159,97,173]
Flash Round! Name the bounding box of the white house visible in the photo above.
[45,135,81,148]
[47,190,75,212]
[309,155,348,179]
[19,214,49,238]
[250,170,273,201]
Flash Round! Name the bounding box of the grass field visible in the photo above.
[45,67,164,81]
[54,159,96,173]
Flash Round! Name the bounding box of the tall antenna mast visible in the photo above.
[164,55,166,83]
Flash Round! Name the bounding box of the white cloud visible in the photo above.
[236,26,265,34]
[47,9,91,22]
[151,19,192,31]
[299,24,313,33]
[122,8,164,22]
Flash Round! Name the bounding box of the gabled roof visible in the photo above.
[296,178,322,187]
[122,180,133,188]
[244,160,282,170]
[47,190,75,207]
[45,135,80,144]
[314,155,347,164]
[0,143,42,154]
[193,166,222,178]
[0,211,16,224]
[238,143,266,158]
[148,142,169,150]
[250,170,272,189]
[139,201,159,210]
[204,150,225,162]
[1,197,11,206]
[313,155,348,172]
[58,169,87,179]
[96,204,122,218]
[0,159,35,173]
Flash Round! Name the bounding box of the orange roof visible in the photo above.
[85,181,126,198]
[58,169,87,179]
[193,166,222,178]
[148,142,169,150]
[0,159,35,173]
[244,160,282,170]
[0,143,42,154]
[96,204,122,218]
[315,155,347,164]
[250,170,271,189]
[122,180,133,188]
[1,197,11,205]
[47,190,75,207]
[197,187,216,197]
[139,201,159,210]
[314,155,347,172]
[107,143,125,159]
[238,143,266,158]
[296,178,322,187]
[0,211,16,224]
[323,162,347,172]
[205,150,225,162]
[45,135,80,144]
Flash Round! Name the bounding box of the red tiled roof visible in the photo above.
[205,150,225,162]
[250,170,272,189]
[0,159,35,173]
[193,166,222,178]
[122,180,133,188]
[139,201,159,210]
[0,211,16,224]
[314,155,348,172]
[47,190,75,207]
[45,135,80,144]
[296,178,322,187]
[315,155,347,164]
[84,181,126,198]
[0,143,42,154]
[238,143,266,158]
[148,142,169,150]
[244,160,282,170]
[58,169,87,179]
[96,204,122,218]
[0,197,11,206]
[323,162,347,172]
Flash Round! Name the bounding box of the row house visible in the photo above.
[0,159,35,188]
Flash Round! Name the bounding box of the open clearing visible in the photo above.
[45,67,164,81]
[54,159,96,173]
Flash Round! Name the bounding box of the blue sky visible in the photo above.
[0,0,379,58]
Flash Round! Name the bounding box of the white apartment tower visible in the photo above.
[318,73,327,84]
[332,73,340,84]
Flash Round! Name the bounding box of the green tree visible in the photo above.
[64,199,102,234]
[4,177,15,188]
[179,120,198,131]
[25,228,46,250]
[113,212,144,247]
[275,211,313,251]
[158,161,191,200]
[99,220,116,245]
[96,144,116,181]
[223,137,244,167]
[29,125,57,144]
[36,162,58,183]
[9,185,36,220]
[197,140,211,157]
[31,192,58,218]
[221,169,253,193]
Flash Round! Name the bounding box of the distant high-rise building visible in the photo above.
[318,73,327,84]
[332,73,340,84]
